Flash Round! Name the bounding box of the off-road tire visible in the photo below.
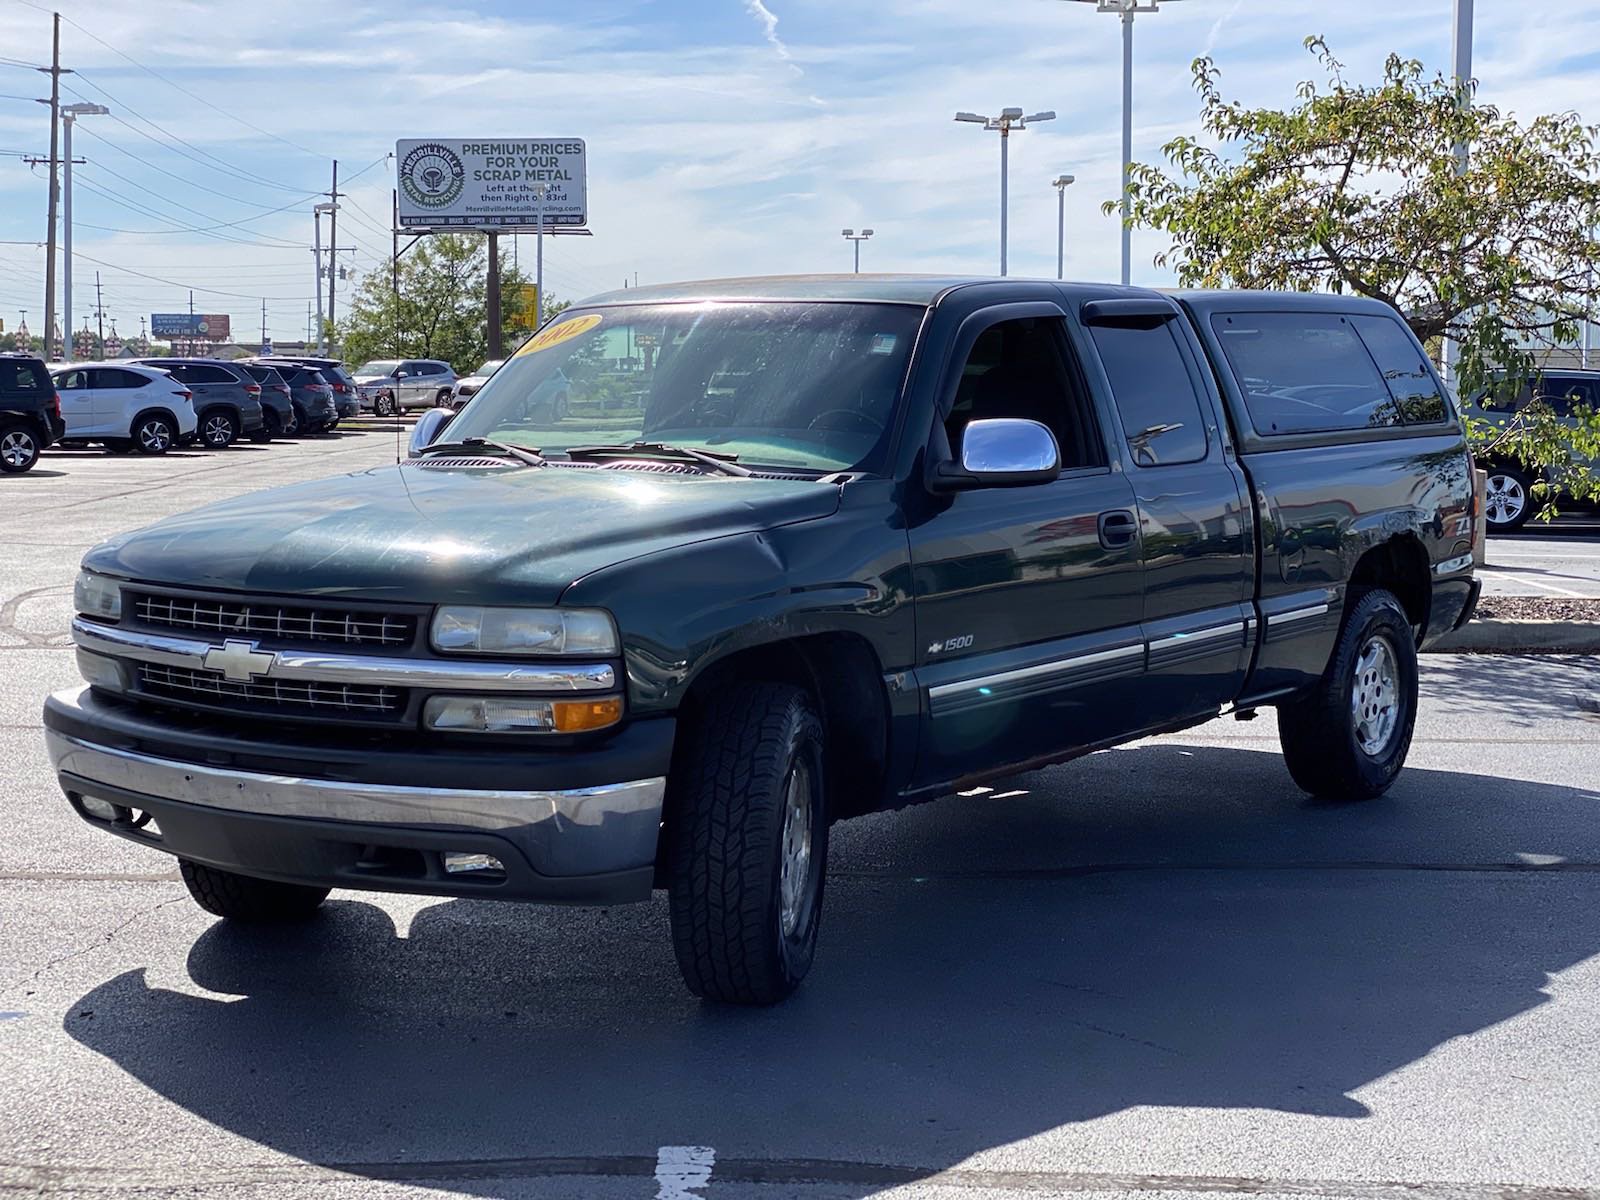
[178,859,329,922]
[665,682,828,1005]
[1278,587,1418,801]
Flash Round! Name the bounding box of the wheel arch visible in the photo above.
[1348,535,1431,638]
[663,631,892,848]
[128,406,178,436]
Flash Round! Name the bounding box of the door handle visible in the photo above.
[1098,509,1139,550]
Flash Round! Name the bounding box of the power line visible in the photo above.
[68,122,316,212]
[52,9,326,160]
[71,172,317,241]
[63,72,315,195]
[70,249,316,302]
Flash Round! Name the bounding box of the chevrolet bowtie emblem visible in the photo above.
[202,639,277,682]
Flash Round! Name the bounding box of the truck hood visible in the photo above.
[84,463,841,605]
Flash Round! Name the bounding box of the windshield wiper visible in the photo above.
[564,441,752,477]
[418,438,545,467]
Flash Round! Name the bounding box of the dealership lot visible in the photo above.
[2,433,1598,1199]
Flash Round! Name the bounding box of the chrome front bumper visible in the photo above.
[44,686,667,903]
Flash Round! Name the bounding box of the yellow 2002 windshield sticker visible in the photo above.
[515,313,602,356]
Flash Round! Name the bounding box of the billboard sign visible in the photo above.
[150,313,230,340]
[396,139,586,230]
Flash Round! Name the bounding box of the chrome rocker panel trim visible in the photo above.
[73,618,616,693]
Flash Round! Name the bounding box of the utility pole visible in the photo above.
[312,206,327,353]
[260,298,267,352]
[39,13,67,362]
[326,160,341,354]
[94,271,103,359]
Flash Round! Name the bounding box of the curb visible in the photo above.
[1425,619,1600,655]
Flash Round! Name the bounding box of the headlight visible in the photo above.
[423,694,623,734]
[431,606,618,656]
[74,570,122,621]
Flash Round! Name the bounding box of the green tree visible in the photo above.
[1121,37,1600,517]
[337,233,553,372]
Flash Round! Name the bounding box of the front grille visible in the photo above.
[132,592,414,647]
[138,663,405,717]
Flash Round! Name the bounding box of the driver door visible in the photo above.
[908,306,1144,788]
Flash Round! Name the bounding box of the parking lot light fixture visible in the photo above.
[841,228,875,273]
[61,102,109,355]
[1062,0,1184,285]
[955,109,1057,277]
[1052,174,1077,280]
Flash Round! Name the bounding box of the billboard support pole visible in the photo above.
[535,183,546,330]
[486,230,502,360]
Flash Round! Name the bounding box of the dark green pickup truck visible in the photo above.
[45,276,1481,1004]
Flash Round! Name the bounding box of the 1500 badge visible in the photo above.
[927,634,975,655]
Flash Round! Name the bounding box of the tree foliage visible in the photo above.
[1120,38,1600,516]
[337,233,552,372]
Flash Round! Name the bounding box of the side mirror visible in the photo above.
[393,370,408,380]
[932,417,1060,492]
[408,407,453,454]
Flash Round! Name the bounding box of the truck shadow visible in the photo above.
[64,745,1600,1196]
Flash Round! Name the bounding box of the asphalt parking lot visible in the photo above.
[2,432,1598,1199]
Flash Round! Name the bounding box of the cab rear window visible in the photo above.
[1211,312,1448,435]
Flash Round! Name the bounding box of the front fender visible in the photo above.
[559,487,914,715]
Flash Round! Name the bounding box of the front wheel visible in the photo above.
[1278,588,1418,801]
[134,414,174,455]
[1483,465,1534,533]
[374,393,396,418]
[0,423,41,473]
[200,410,238,449]
[665,682,828,1005]
[179,859,328,921]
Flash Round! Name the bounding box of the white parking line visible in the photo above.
[1490,551,1600,561]
[1477,570,1592,597]
[655,1146,716,1199]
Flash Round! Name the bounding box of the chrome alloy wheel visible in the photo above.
[777,760,815,938]
[1484,473,1526,526]
[203,415,232,446]
[1351,634,1401,757]
[138,419,171,453]
[1,429,37,468]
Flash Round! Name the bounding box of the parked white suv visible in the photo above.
[51,363,198,455]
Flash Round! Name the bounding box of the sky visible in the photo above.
[2,0,1599,342]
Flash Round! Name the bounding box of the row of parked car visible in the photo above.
[0,351,368,471]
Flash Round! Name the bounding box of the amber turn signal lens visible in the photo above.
[551,696,624,732]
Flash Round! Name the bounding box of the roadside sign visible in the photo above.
[514,284,539,323]
[396,139,586,230]
[150,313,230,340]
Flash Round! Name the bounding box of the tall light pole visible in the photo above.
[955,108,1056,276]
[1052,174,1076,279]
[841,228,874,272]
[61,102,108,359]
[1064,0,1183,285]
[1442,0,1473,381]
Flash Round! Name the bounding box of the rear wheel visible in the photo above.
[133,414,174,455]
[179,859,328,922]
[1483,465,1534,532]
[0,423,41,473]
[665,682,828,1005]
[288,404,305,436]
[1278,588,1418,801]
[435,388,453,407]
[200,410,238,449]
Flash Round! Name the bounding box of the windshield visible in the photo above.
[474,360,505,377]
[445,302,922,472]
[356,360,400,376]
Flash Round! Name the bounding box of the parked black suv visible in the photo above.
[256,356,359,425]
[46,278,1481,1004]
[127,358,266,448]
[0,352,65,473]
